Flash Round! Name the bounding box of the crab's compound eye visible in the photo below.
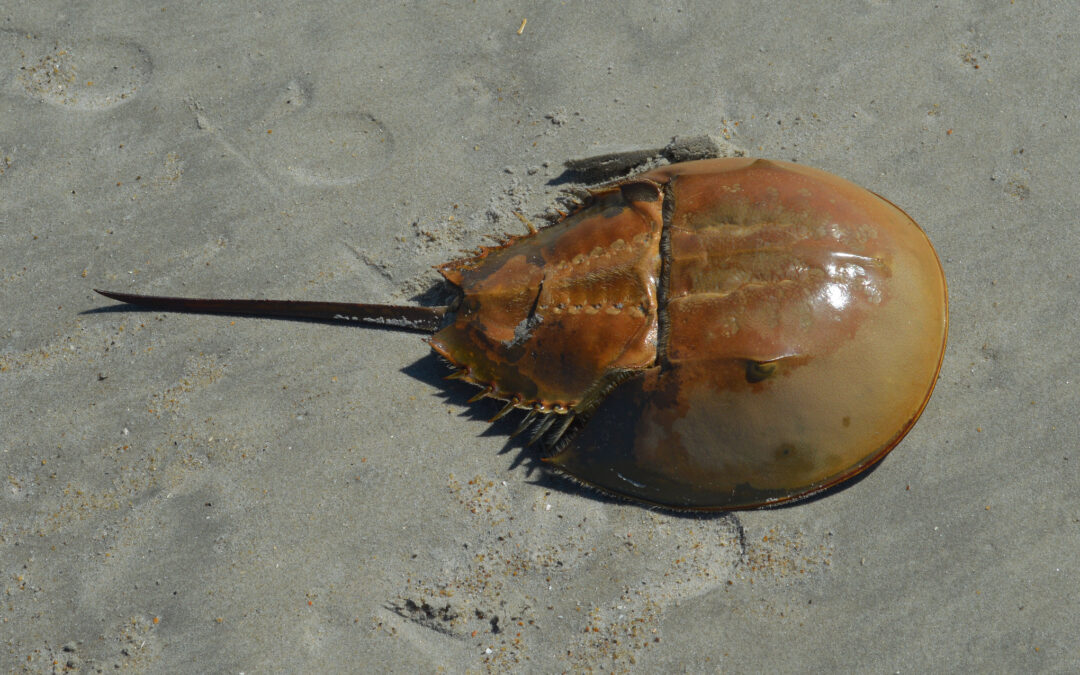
[745,359,780,383]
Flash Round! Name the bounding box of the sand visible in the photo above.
[2,2,1078,671]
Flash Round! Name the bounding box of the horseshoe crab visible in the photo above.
[96,157,948,510]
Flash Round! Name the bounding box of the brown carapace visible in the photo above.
[96,158,948,510]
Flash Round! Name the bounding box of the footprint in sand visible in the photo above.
[209,77,395,187]
[1,29,152,110]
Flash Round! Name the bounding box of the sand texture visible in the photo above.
[2,2,1078,672]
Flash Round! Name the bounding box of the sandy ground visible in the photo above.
[2,1,1078,672]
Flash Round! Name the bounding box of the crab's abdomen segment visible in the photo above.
[428,185,663,411]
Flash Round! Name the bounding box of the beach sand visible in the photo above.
[2,2,1077,671]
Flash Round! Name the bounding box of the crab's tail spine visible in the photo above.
[94,289,446,333]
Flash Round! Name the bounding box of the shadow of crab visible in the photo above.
[399,353,886,516]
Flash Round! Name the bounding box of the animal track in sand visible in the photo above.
[193,77,396,188]
[2,29,152,110]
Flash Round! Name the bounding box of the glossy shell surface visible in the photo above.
[430,158,948,510]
